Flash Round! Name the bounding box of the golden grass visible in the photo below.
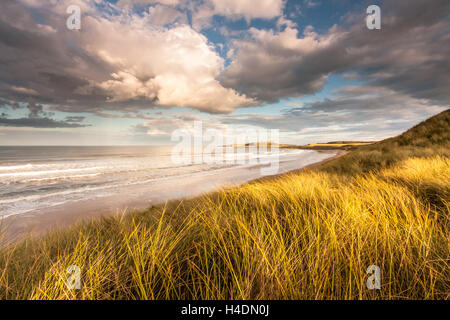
[1,156,448,300]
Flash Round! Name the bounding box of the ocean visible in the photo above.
[0,146,336,219]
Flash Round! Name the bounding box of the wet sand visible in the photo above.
[1,150,345,243]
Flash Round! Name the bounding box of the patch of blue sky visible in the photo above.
[1,108,27,119]
[94,0,124,17]
[316,73,364,97]
[284,0,367,34]
[1,102,30,118]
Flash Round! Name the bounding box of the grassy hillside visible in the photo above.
[0,110,448,300]
[295,142,373,150]
[279,142,374,151]
[320,109,450,174]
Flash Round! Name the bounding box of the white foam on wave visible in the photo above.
[0,148,330,219]
[0,164,34,171]
[0,166,107,178]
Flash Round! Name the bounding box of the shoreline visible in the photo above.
[250,149,347,183]
[0,149,347,245]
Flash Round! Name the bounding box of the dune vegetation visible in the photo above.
[295,142,374,150]
[0,110,448,300]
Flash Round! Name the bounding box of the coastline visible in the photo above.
[0,149,347,244]
[251,149,348,183]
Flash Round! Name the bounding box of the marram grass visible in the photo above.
[0,156,448,300]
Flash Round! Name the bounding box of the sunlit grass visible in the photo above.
[1,110,448,300]
[0,156,448,300]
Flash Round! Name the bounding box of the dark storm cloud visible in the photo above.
[0,0,114,112]
[65,116,86,123]
[0,0,255,114]
[220,0,450,106]
[0,117,89,128]
[0,0,448,120]
[0,100,89,128]
[27,102,45,118]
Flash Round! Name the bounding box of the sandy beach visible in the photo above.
[0,150,344,243]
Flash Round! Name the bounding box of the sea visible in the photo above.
[0,146,336,219]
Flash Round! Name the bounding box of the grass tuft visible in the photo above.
[0,110,449,300]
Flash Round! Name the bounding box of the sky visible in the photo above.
[0,0,448,146]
